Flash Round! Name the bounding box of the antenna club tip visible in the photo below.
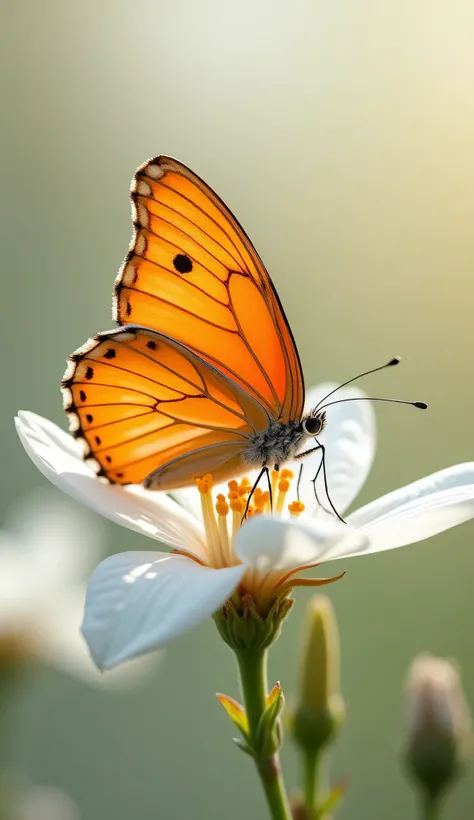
[388,356,402,366]
[414,401,428,410]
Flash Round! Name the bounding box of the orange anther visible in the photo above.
[280,468,294,480]
[216,499,229,516]
[195,476,212,494]
[229,497,245,514]
[228,479,239,492]
[277,478,290,493]
[288,500,305,517]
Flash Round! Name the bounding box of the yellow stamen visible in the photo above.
[276,477,290,513]
[230,495,245,540]
[216,495,231,564]
[271,469,279,500]
[288,500,305,518]
[196,474,223,566]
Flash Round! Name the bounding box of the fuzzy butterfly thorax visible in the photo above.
[62,155,308,492]
[242,419,307,469]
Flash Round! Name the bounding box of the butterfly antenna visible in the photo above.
[317,397,428,412]
[314,356,401,410]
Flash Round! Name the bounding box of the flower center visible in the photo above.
[187,471,343,616]
[194,470,303,570]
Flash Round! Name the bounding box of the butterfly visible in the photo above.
[61,156,331,495]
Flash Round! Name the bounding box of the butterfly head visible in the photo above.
[301,410,326,438]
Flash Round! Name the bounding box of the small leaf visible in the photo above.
[317,777,347,815]
[232,736,256,757]
[216,692,249,736]
[266,681,282,707]
[256,685,285,756]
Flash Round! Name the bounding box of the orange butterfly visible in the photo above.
[61,156,326,493]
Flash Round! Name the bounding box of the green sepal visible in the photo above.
[214,593,294,652]
[256,684,285,757]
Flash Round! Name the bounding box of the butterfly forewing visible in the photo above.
[62,326,271,489]
[114,156,304,422]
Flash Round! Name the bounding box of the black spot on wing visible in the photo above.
[173,254,193,274]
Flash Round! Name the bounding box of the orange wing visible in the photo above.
[113,156,304,422]
[61,326,272,489]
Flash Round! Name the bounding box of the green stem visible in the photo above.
[235,647,292,820]
[421,793,443,820]
[303,752,319,817]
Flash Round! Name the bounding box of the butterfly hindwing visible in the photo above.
[61,326,271,489]
[113,156,304,422]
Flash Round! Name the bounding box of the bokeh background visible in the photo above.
[2,1,474,817]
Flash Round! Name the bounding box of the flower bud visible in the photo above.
[404,653,472,801]
[289,595,345,753]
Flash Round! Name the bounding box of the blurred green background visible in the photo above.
[2,1,474,817]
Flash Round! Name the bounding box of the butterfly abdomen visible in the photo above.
[243,419,305,469]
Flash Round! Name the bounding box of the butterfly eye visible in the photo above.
[302,413,325,436]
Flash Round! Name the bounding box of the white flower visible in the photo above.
[15,384,474,670]
[0,485,156,686]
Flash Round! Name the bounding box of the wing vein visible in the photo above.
[140,196,245,272]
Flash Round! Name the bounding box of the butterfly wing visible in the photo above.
[114,155,305,422]
[61,326,272,489]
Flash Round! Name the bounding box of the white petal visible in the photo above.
[235,514,369,571]
[82,551,245,668]
[16,411,206,559]
[35,586,159,688]
[290,383,376,516]
[347,463,474,553]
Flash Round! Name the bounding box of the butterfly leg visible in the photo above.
[295,445,328,511]
[266,467,273,511]
[243,465,271,520]
[313,440,345,524]
[294,446,321,460]
[296,463,304,501]
[311,449,331,513]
